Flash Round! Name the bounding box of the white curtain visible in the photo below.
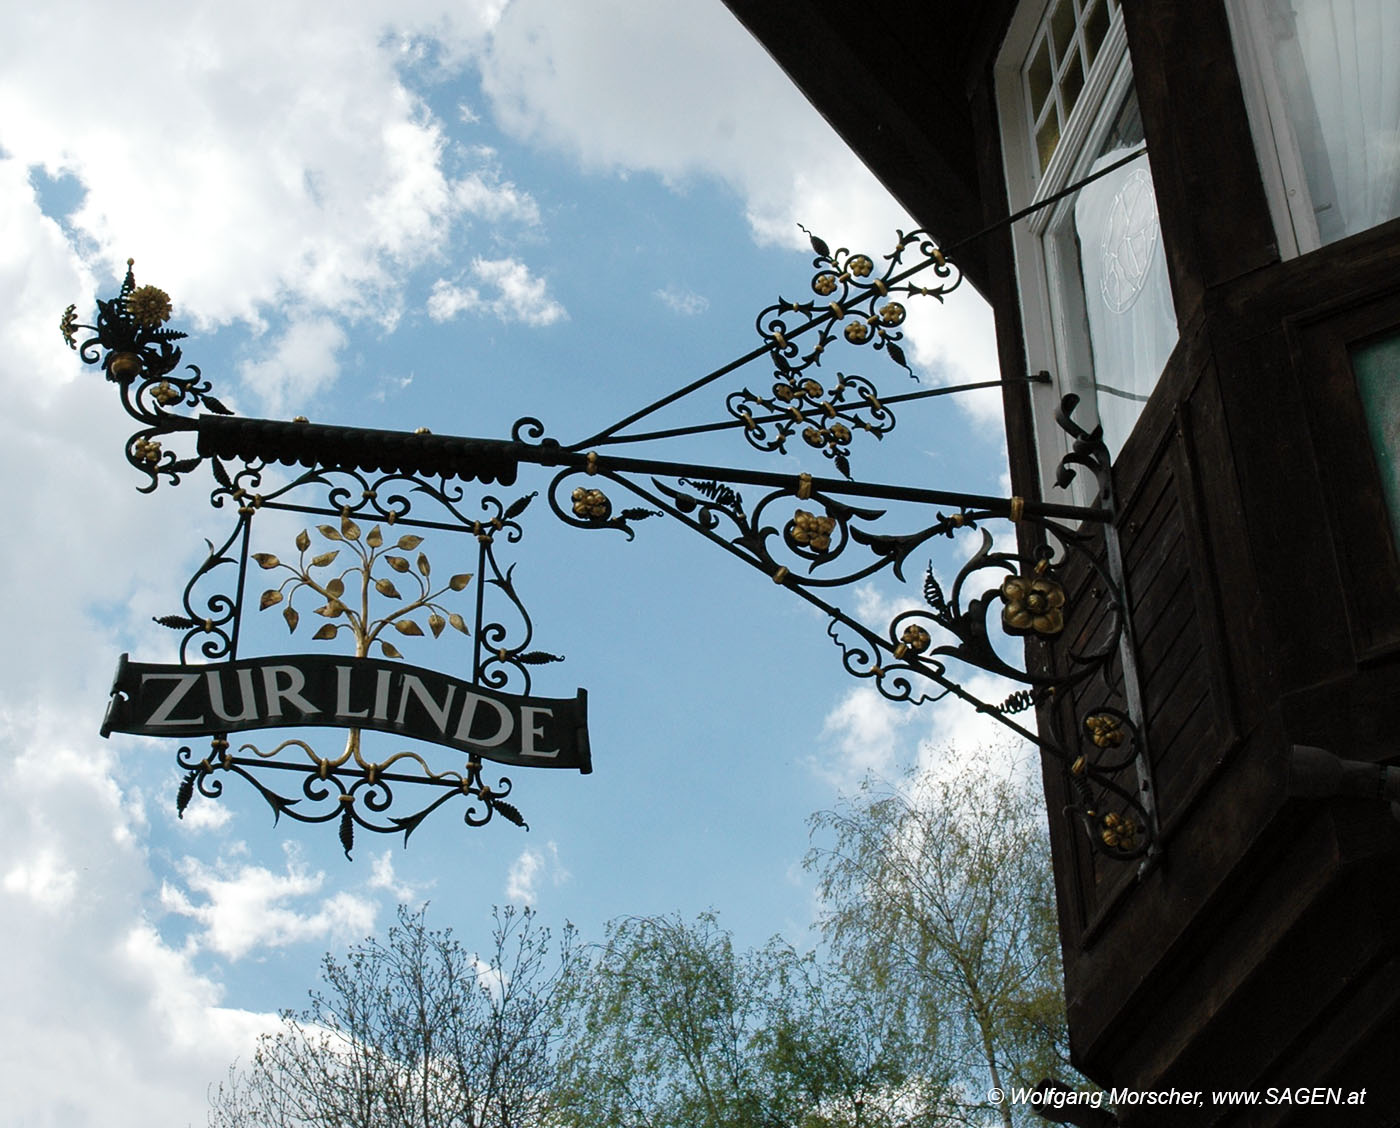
[1073,150,1178,456]
[1267,0,1400,241]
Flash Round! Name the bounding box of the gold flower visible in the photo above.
[1099,811,1138,850]
[828,422,852,444]
[812,273,838,295]
[571,487,610,520]
[127,285,172,328]
[878,302,906,326]
[847,254,874,277]
[132,436,163,464]
[791,509,836,553]
[59,304,78,348]
[900,624,931,653]
[1084,713,1125,748]
[999,574,1067,636]
[843,320,870,344]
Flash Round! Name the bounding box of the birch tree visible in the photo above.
[208,903,577,1128]
[551,912,939,1128]
[806,755,1073,1128]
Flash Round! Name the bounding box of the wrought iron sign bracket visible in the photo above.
[63,231,1161,864]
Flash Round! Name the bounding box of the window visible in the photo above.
[1352,332,1400,556]
[997,0,1178,500]
[1228,0,1400,255]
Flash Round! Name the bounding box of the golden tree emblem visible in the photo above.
[254,512,472,660]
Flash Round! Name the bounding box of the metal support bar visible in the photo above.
[196,413,1110,524]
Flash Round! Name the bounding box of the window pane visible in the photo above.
[1067,89,1177,455]
[1050,0,1078,64]
[1352,332,1400,555]
[1062,50,1086,119]
[1084,0,1111,66]
[1037,105,1062,173]
[1098,83,1145,155]
[1261,0,1400,243]
[1027,36,1054,119]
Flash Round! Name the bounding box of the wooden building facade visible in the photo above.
[725,0,1400,1119]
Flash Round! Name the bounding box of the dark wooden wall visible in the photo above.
[724,0,1400,1116]
[1034,2,1400,1115]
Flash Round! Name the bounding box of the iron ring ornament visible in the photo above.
[66,237,1156,862]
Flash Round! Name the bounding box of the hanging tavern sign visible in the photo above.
[64,237,1162,867]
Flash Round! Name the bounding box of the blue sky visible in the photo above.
[0,2,1019,1123]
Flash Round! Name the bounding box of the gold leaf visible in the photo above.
[385,555,410,573]
[316,599,347,617]
[312,623,339,640]
[448,612,469,635]
[448,572,472,591]
[317,524,343,542]
[396,535,424,550]
[428,613,446,638]
[380,640,402,659]
[310,550,339,568]
[295,529,311,553]
[252,553,280,570]
[366,525,383,548]
[341,514,361,541]
[375,578,402,599]
[417,552,430,577]
[394,619,424,636]
[326,578,345,599]
[283,606,299,633]
[259,589,283,610]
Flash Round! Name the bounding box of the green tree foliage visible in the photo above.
[550,911,939,1128]
[208,755,1076,1128]
[806,753,1074,1128]
[207,903,577,1128]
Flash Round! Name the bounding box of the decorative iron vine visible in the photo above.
[66,230,1155,860]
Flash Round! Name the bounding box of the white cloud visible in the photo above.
[852,582,923,632]
[238,315,348,415]
[914,672,1038,785]
[368,849,425,903]
[815,685,919,790]
[0,0,521,329]
[454,170,542,226]
[505,842,569,905]
[3,847,79,912]
[656,285,710,316]
[428,278,482,320]
[476,0,1002,428]
[175,797,234,831]
[0,709,275,1127]
[162,846,378,961]
[428,256,567,325]
[371,371,416,402]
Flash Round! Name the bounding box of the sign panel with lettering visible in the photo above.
[103,653,590,773]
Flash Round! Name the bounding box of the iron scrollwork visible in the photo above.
[67,226,1157,862]
[61,260,232,491]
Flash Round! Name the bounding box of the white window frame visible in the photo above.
[996,2,1154,505]
[1223,0,1319,257]
[1226,0,1400,256]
